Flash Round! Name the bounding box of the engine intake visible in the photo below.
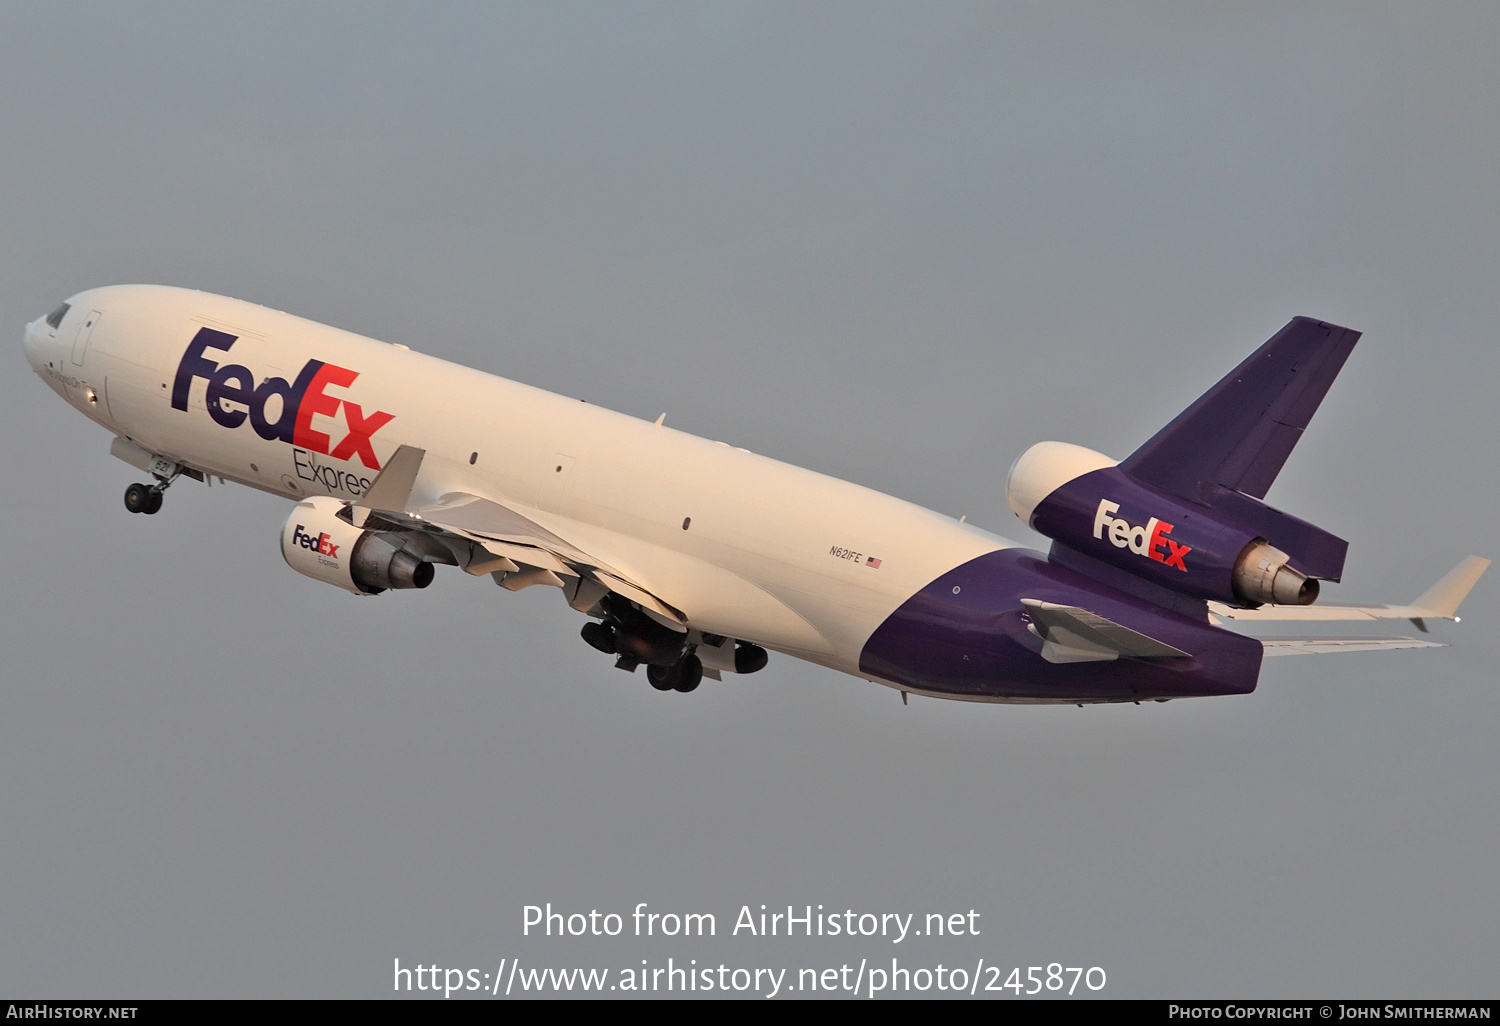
[281,496,433,594]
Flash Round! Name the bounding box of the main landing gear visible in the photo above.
[123,481,163,515]
[580,616,703,692]
[578,597,767,695]
[647,654,704,693]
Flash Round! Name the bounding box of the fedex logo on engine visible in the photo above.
[1093,499,1191,571]
[172,327,393,470]
[291,523,339,558]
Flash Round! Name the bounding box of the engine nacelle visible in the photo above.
[280,496,434,595]
[1006,442,1317,607]
[1231,540,1319,606]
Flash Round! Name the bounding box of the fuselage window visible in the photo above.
[45,303,70,329]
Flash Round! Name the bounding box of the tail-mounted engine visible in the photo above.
[1004,318,1361,608]
[281,496,433,595]
[1007,442,1324,608]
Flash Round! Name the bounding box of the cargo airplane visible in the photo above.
[24,286,1488,702]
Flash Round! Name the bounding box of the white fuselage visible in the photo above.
[24,285,1018,682]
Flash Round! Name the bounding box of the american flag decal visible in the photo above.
[866,556,882,569]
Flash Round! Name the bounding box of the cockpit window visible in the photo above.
[45,303,69,329]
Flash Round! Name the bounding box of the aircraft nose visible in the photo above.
[22,317,48,372]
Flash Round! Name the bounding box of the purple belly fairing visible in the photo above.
[858,549,1263,702]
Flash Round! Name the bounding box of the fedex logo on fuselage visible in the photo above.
[172,327,393,470]
[1093,499,1191,571]
[291,523,339,558]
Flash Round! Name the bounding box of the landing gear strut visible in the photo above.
[123,481,163,515]
[580,595,709,693]
[124,463,186,515]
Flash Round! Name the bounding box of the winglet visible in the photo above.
[355,445,425,522]
[1410,556,1490,619]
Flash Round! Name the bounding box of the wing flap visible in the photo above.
[464,539,570,576]
[412,492,688,625]
[417,494,583,556]
[592,570,686,627]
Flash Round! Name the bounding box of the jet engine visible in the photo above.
[280,496,434,595]
[1006,441,1320,607]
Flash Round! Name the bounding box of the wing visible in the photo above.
[420,493,687,625]
[1209,556,1490,631]
[1021,599,1190,664]
[352,444,687,627]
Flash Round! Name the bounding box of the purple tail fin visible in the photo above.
[1121,317,1359,499]
[1117,317,1359,581]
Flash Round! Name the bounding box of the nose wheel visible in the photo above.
[123,482,164,515]
[123,462,186,515]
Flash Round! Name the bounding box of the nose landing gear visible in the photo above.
[123,460,189,515]
[123,481,164,515]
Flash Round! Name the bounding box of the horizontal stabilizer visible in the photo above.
[1210,556,1490,627]
[1021,598,1190,664]
[1121,317,1360,501]
[1260,636,1443,657]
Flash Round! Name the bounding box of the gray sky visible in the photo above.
[1,2,1496,998]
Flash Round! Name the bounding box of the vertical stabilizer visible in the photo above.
[1120,317,1359,501]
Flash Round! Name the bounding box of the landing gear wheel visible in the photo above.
[733,643,768,674]
[124,482,152,514]
[580,621,617,654]
[143,488,163,515]
[672,654,703,693]
[646,654,703,693]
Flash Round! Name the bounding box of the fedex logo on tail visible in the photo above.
[172,328,394,470]
[291,523,339,558]
[1093,499,1191,571]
